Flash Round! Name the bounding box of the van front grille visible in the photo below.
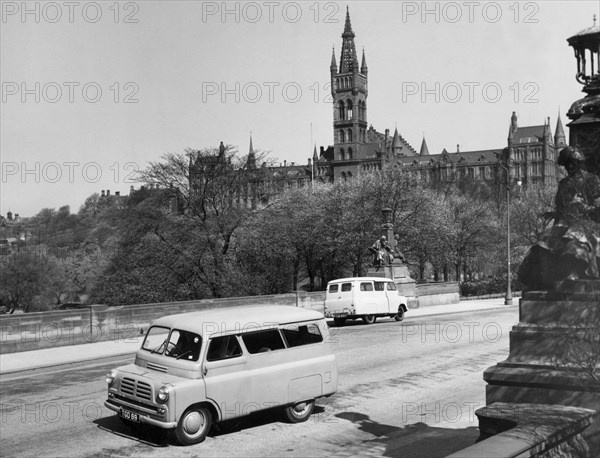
[120,377,153,401]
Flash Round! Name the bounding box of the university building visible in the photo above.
[186,7,567,205]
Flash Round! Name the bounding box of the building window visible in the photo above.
[338,101,345,120]
[347,129,352,142]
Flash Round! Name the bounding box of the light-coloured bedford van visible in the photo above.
[104,305,337,445]
[324,277,408,326]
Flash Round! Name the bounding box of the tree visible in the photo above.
[0,252,45,313]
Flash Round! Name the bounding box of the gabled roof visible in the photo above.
[512,125,545,144]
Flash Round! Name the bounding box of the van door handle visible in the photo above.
[203,366,208,376]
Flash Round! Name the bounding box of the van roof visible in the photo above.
[328,277,395,283]
[151,305,324,338]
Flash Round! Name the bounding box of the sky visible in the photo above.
[1,0,600,217]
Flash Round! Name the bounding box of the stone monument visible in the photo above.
[366,208,416,298]
[480,20,600,455]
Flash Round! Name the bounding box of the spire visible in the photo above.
[246,134,256,169]
[361,48,368,74]
[339,6,358,73]
[330,47,337,73]
[343,6,354,38]
[391,127,402,154]
[419,136,430,156]
[554,110,566,147]
[313,144,318,161]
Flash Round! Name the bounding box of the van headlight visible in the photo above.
[158,386,170,402]
[106,370,116,386]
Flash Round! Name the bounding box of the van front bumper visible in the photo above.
[105,399,177,429]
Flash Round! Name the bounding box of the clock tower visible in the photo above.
[330,7,368,165]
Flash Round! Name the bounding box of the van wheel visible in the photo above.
[333,317,346,326]
[362,314,376,325]
[175,406,212,445]
[284,400,315,423]
[394,308,405,322]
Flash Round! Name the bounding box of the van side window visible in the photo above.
[282,323,323,347]
[360,282,373,291]
[374,282,385,291]
[387,282,397,291]
[329,284,339,293]
[207,335,243,362]
[341,283,352,292]
[242,330,286,354]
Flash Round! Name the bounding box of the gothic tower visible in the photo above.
[330,7,368,163]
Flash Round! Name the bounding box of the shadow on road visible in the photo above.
[94,414,170,448]
[335,411,479,457]
[94,405,328,447]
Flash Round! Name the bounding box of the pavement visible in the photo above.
[0,297,517,377]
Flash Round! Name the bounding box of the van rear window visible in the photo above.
[374,282,385,291]
[242,330,286,354]
[282,323,323,347]
[328,284,338,293]
[341,283,352,292]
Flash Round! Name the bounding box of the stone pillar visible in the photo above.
[483,281,600,453]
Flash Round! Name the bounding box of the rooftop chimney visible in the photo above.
[101,190,105,197]
[115,191,120,197]
[457,144,460,153]
[106,190,111,196]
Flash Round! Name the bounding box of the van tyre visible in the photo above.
[362,314,376,325]
[394,307,405,322]
[284,400,315,423]
[175,406,212,445]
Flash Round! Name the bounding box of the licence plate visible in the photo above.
[333,312,347,317]
[120,409,140,423]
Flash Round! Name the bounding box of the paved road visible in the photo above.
[0,308,518,457]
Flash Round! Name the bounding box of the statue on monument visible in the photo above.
[519,146,600,289]
[370,236,393,268]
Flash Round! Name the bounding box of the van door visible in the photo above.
[327,282,353,316]
[239,329,289,409]
[384,281,398,314]
[203,334,251,421]
[373,281,390,314]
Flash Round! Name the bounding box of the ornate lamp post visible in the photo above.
[566,15,600,169]
[498,155,522,306]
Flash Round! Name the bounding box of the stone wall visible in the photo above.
[0,283,457,354]
[0,293,325,354]
[447,403,595,458]
[414,281,460,307]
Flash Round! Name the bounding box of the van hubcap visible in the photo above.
[294,402,307,412]
[183,412,204,435]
